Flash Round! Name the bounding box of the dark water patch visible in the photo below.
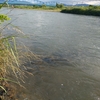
[14,62,100,100]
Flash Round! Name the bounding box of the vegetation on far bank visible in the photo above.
[3,3,100,16]
[61,5,100,16]
[1,3,65,11]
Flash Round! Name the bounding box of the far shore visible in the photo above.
[61,6,100,16]
[3,4,100,16]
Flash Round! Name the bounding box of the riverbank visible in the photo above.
[11,5,63,12]
[0,12,29,100]
[9,5,100,16]
[61,6,100,16]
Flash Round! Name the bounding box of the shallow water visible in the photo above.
[1,8,100,100]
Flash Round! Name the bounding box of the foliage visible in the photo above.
[33,5,40,8]
[0,1,10,23]
[56,3,64,8]
[41,4,46,8]
[0,14,10,23]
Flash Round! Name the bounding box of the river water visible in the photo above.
[1,8,100,100]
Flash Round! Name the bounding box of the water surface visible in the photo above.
[1,8,100,100]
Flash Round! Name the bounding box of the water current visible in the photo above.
[1,8,100,100]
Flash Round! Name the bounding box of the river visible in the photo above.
[1,8,100,100]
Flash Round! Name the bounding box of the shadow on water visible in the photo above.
[13,53,100,100]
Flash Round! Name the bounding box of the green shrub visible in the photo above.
[61,6,100,16]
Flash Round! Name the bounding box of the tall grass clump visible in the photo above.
[0,2,29,100]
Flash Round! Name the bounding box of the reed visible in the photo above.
[0,2,28,99]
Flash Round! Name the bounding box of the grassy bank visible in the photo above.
[0,14,25,99]
[61,6,100,16]
[0,5,31,99]
[14,5,62,11]
[0,4,40,99]
[1,3,65,12]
